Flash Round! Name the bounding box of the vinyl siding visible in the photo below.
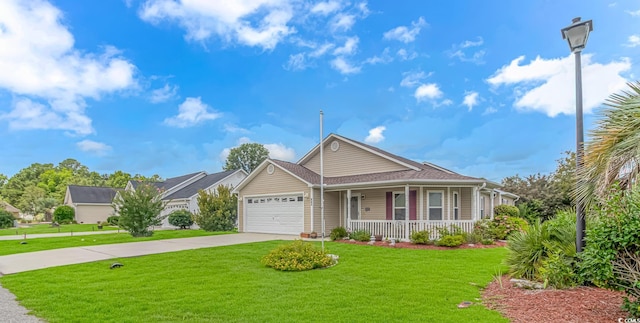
[460,187,472,220]
[75,205,114,224]
[238,162,309,232]
[311,190,340,233]
[302,138,409,177]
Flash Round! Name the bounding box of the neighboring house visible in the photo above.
[1,201,21,218]
[234,133,518,239]
[124,170,247,228]
[64,185,118,224]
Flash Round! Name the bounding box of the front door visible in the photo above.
[350,196,360,220]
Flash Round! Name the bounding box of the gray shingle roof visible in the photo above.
[68,185,118,204]
[163,170,238,200]
[272,134,483,186]
[130,172,204,191]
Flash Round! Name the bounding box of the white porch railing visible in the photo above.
[349,220,476,241]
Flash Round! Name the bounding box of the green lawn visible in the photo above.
[1,242,509,323]
[0,230,234,256]
[0,223,118,236]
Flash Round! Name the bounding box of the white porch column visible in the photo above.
[490,190,495,220]
[404,184,410,240]
[347,189,352,230]
[447,187,451,220]
[310,187,314,232]
[471,186,478,220]
[419,187,424,221]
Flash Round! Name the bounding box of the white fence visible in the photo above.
[349,220,476,241]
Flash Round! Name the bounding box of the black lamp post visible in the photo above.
[561,17,593,253]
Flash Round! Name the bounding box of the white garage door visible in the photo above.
[245,194,303,234]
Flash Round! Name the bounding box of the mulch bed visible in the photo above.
[483,276,627,323]
[335,239,507,250]
[336,239,629,321]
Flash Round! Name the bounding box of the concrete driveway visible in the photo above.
[0,233,296,275]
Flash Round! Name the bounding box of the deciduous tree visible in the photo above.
[223,143,269,173]
[112,184,166,237]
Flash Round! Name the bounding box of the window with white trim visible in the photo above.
[480,196,485,219]
[393,192,406,220]
[428,191,443,220]
[453,191,459,220]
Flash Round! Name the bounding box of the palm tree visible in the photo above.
[576,81,640,208]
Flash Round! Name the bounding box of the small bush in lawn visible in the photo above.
[262,240,333,271]
[168,210,194,229]
[350,229,371,242]
[106,215,120,226]
[494,204,519,218]
[53,205,75,224]
[436,235,465,247]
[0,210,14,229]
[410,230,431,244]
[539,251,579,289]
[330,226,348,241]
[481,238,495,245]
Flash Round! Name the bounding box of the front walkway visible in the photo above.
[0,233,296,275]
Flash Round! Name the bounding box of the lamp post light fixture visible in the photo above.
[561,17,593,253]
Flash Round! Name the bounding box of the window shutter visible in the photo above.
[409,190,417,220]
[386,192,392,220]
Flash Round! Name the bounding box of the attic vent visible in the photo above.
[330,141,340,151]
[267,164,275,175]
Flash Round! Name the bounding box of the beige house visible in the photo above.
[64,185,118,224]
[234,134,517,239]
[1,201,21,218]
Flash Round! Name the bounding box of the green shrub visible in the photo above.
[436,235,465,247]
[112,184,166,237]
[330,226,348,241]
[53,205,75,224]
[410,230,431,245]
[193,185,237,232]
[0,210,14,229]
[436,225,464,237]
[350,229,371,242]
[261,240,333,271]
[539,251,579,289]
[494,204,519,218]
[578,186,640,314]
[167,210,194,229]
[492,216,528,240]
[481,238,495,245]
[505,214,576,284]
[106,215,120,226]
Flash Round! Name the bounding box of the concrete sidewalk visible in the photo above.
[0,233,295,275]
[0,229,124,240]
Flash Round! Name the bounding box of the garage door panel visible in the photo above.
[246,194,303,234]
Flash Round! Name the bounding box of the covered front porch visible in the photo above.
[318,183,491,241]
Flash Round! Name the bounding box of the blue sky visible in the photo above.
[0,0,638,181]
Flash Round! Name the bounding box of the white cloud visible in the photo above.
[0,0,136,135]
[139,0,295,50]
[333,37,358,56]
[414,83,443,101]
[330,57,360,74]
[365,126,386,143]
[311,1,341,15]
[164,97,222,127]
[487,54,631,117]
[77,140,112,156]
[627,9,640,16]
[383,17,426,43]
[264,143,296,161]
[482,107,497,115]
[223,124,250,134]
[284,53,307,71]
[309,43,334,57]
[400,71,431,88]
[625,35,640,47]
[448,37,485,64]
[150,84,178,103]
[396,48,418,61]
[364,48,393,65]
[463,91,479,111]
[330,13,356,32]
